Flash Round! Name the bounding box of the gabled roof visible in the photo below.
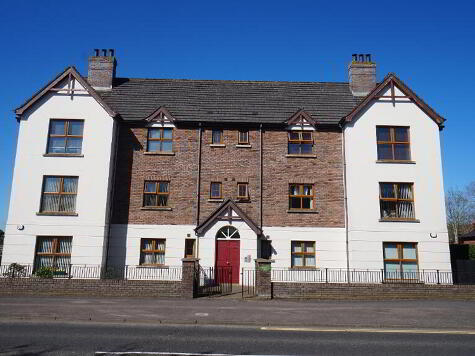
[341,73,445,128]
[195,199,261,235]
[99,78,362,125]
[145,106,176,123]
[286,109,317,128]
[14,66,117,118]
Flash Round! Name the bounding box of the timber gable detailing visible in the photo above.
[144,106,176,123]
[14,66,117,119]
[286,109,317,128]
[195,199,261,235]
[342,73,446,128]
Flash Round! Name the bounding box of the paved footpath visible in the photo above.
[1,296,475,330]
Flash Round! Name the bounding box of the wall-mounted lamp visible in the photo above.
[430,233,438,239]
[16,224,24,231]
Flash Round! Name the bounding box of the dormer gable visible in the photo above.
[144,106,176,124]
[285,109,317,130]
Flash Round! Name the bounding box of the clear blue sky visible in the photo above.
[0,1,474,230]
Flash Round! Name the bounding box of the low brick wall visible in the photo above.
[272,282,475,300]
[0,278,184,298]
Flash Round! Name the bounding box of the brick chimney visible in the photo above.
[348,54,376,96]
[87,49,117,90]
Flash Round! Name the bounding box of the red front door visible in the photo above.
[216,240,240,284]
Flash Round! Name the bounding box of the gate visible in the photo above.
[241,268,257,298]
[196,266,233,297]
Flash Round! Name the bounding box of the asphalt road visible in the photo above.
[1,321,475,356]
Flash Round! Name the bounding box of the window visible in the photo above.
[40,176,78,213]
[383,242,418,279]
[210,182,222,199]
[288,131,313,154]
[212,129,223,144]
[184,239,196,258]
[34,237,72,271]
[376,126,410,161]
[289,184,314,210]
[47,119,84,154]
[237,183,249,200]
[291,241,315,268]
[140,239,165,265]
[238,130,249,144]
[379,183,415,220]
[216,226,240,239]
[147,128,173,152]
[143,181,169,207]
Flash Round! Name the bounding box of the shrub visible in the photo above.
[35,266,55,279]
[3,263,26,278]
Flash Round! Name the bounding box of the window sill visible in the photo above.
[208,199,224,203]
[286,154,317,158]
[236,144,252,148]
[376,160,416,164]
[379,218,420,223]
[144,151,175,156]
[43,153,84,157]
[36,212,78,216]
[140,207,173,211]
[236,198,251,203]
[287,209,318,214]
[209,144,226,148]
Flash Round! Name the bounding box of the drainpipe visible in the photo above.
[195,123,202,258]
[340,123,350,283]
[259,124,263,233]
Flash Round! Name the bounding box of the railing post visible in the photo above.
[325,268,328,283]
[68,264,72,279]
[437,269,440,285]
[125,265,128,280]
[381,269,384,283]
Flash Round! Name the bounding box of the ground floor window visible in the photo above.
[383,242,418,279]
[184,239,196,258]
[291,241,315,268]
[140,238,166,265]
[34,236,72,271]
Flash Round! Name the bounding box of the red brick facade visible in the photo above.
[112,123,345,228]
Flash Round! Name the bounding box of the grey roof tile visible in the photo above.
[98,77,363,125]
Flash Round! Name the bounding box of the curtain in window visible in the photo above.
[212,130,222,144]
[397,184,414,219]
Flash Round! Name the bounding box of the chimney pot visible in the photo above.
[102,49,107,56]
[109,49,114,57]
[348,54,376,96]
[94,49,100,56]
[352,54,357,62]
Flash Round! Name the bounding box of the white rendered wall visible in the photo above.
[2,79,116,266]
[344,86,450,271]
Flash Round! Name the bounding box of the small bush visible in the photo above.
[35,267,55,279]
[3,263,26,278]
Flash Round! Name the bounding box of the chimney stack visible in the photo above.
[348,53,376,96]
[87,48,117,90]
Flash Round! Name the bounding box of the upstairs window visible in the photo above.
[40,176,78,213]
[143,181,170,207]
[376,126,410,161]
[237,182,249,200]
[379,183,415,220]
[47,119,84,154]
[147,128,173,152]
[288,131,313,154]
[140,238,165,265]
[210,182,222,199]
[289,184,314,210]
[212,129,223,144]
[238,130,249,144]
